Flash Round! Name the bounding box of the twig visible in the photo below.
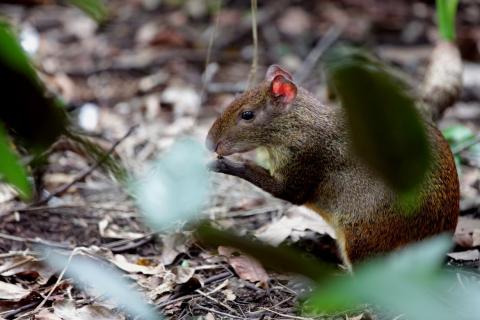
[200,0,222,103]
[0,232,72,249]
[34,125,138,206]
[203,270,233,286]
[195,289,237,314]
[259,307,314,320]
[32,248,79,313]
[104,232,157,253]
[247,0,259,88]
[294,26,343,84]
[155,294,197,310]
[1,301,40,319]
[194,305,245,319]
[0,250,40,259]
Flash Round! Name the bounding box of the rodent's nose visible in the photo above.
[205,135,217,152]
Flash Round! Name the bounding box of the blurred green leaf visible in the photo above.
[44,250,159,319]
[196,223,336,282]
[0,22,67,151]
[436,0,459,41]
[133,139,209,231]
[66,0,107,22]
[0,124,32,200]
[304,235,480,320]
[324,46,431,195]
[442,125,475,145]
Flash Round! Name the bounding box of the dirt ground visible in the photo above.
[0,0,480,319]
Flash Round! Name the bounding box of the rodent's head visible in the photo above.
[206,65,298,156]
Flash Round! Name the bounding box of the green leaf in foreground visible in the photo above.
[0,124,32,200]
[304,235,480,320]
[133,139,209,231]
[324,46,431,195]
[443,125,475,145]
[67,0,108,22]
[43,250,159,319]
[0,22,67,151]
[195,223,336,282]
[436,0,459,41]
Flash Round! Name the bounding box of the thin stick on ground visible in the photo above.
[0,232,72,249]
[31,248,79,314]
[194,305,245,319]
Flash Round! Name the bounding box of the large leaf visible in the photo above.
[0,123,32,199]
[304,235,480,320]
[436,0,459,41]
[324,46,431,195]
[0,22,67,151]
[44,250,159,319]
[133,139,209,231]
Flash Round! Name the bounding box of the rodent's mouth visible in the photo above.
[216,143,255,157]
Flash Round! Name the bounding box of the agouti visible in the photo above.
[206,42,461,268]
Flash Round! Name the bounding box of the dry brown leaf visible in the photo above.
[218,246,269,286]
[36,309,62,320]
[448,250,480,261]
[0,281,29,300]
[98,217,145,240]
[204,313,216,320]
[160,233,189,265]
[1,258,55,285]
[111,254,165,276]
[222,289,236,301]
[172,266,195,284]
[53,300,121,320]
[255,206,336,246]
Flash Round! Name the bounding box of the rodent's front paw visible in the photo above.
[208,157,244,175]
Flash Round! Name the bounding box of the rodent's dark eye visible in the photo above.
[241,111,255,121]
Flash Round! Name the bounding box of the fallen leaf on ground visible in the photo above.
[218,246,269,286]
[172,265,195,284]
[448,250,480,261]
[0,281,29,300]
[53,300,122,320]
[160,233,189,265]
[36,309,62,320]
[1,257,56,285]
[255,206,336,246]
[111,254,166,275]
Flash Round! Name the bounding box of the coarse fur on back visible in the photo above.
[206,62,460,268]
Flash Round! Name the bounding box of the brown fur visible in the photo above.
[206,65,460,267]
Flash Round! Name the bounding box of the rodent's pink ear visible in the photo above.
[266,64,293,81]
[270,75,297,105]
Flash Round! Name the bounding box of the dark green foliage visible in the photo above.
[67,0,108,22]
[0,123,32,199]
[324,46,431,195]
[0,21,125,199]
[0,22,67,152]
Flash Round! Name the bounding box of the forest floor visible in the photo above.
[0,0,480,319]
